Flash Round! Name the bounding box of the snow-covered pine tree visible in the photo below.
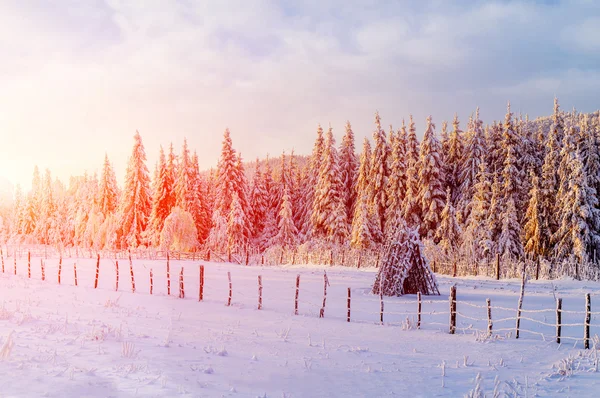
[435,187,461,256]
[459,108,486,222]
[339,121,358,227]
[191,151,210,244]
[175,138,194,211]
[523,171,547,260]
[147,146,171,246]
[227,190,247,253]
[351,138,378,247]
[485,121,504,178]
[299,125,325,238]
[272,186,298,248]
[97,153,119,218]
[553,151,600,267]
[385,120,408,235]
[463,161,492,260]
[403,115,422,230]
[417,116,445,239]
[260,156,278,248]
[119,131,152,249]
[498,144,524,261]
[368,112,390,238]
[444,114,464,205]
[249,159,268,246]
[501,102,525,214]
[311,125,347,243]
[406,115,420,168]
[487,174,503,253]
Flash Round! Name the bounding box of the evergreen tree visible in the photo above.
[97,153,119,218]
[523,171,547,260]
[463,161,492,259]
[351,138,378,247]
[553,151,600,265]
[444,114,464,204]
[272,186,298,248]
[311,125,347,243]
[339,121,358,226]
[406,115,420,168]
[299,125,324,237]
[459,108,486,222]
[418,116,445,239]
[148,146,172,246]
[119,131,152,248]
[368,112,390,238]
[191,151,210,244]
[385,120,408,234]
[249,159,268,244]
[227,191,247,253]
[435,188,461,256]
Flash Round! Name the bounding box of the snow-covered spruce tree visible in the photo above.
[227,190,247,253]
[249,159,268,246]
[523,171,547,260]
[175,139,195,212]
[459,108,486,222]
[209,129,249,252]
[487,173,503,253]
[351,138,378,247]
[97,153,119,218]
[35,169,56,245]
[435,188,462,256]
[584,114,600,202]
[11,185,24,238]
[385,120,408,234]
[288,150,304,234]
[311,125,347,244]
[501,102,525,214]
[119,131,152,249]
[147,146,172,246]
[368,112,390,239]
[444,114,464,205]
[553,151,600,267]
[498,142,524,261]
[272,186,298,248]
[299,125,325,238]
[440,120,449,159]
[463,161,492,260]
[485,121,504,178]
[418,116,446,239]
[406,115,420,168]
[339,121,358,227]
[160,207,199,252]
[260,157,279,248]
[191,151,211,244]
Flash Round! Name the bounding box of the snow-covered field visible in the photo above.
[0,255,599,397]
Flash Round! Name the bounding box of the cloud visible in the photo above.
[0,0,598,189]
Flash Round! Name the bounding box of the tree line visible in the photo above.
[2,99,599,277]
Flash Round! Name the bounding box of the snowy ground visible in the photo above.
[0,255,599,397]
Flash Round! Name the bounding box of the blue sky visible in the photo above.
[0,0,599,189]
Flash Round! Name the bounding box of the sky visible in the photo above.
[0,0,599,192]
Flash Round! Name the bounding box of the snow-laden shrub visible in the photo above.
[160,207,199,252]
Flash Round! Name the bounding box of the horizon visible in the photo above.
[1,1,599,190]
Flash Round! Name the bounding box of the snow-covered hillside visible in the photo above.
[0,255,598,397]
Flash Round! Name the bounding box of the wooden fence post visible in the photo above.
[487,298,492,336]
[294,274,300,315]
[329,251,333,267]
[291,250,296,266]
[227,271,232,306]
[166,252,171,295]
[261,254,264,265]
[41,259,45,281]
[556,297,562,344]
[245,251,249,266]
[150,269,154,295]
[347,288,351,322]
[495,253,500,280]
[115,260,119,291]
[198,265,204,301]
[376,252,381,268]
[28,251,31,278]
[58,257,62,284]
[207,249,211,262]
[319,271,330,318]
[452,262,457,278]
[449,286,457,334]
[94,254,100,289]
[179,268,185,298]
[379,290,384,325]
[74,262,78,286]
[1,248,4,273]
[129,253,135,293]
[535,257,540,281]
[584,293,591,349]
[432,260,436,274]
[417,292,422,329]
[279,249,284,265]
[357,251,362,269]
[228,247,232,263]
[258,275,263,310]
[515,269,526,338]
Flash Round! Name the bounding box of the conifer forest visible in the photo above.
[2,99,600,279]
